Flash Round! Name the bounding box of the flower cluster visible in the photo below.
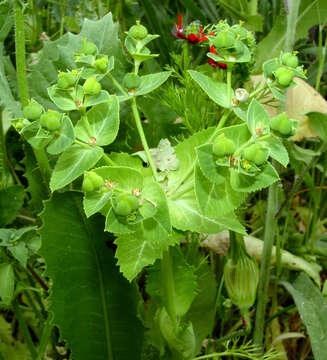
[172,14,227,69]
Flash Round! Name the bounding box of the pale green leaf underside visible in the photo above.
[261,134,289,168]
[39,192,143,360]
[47,115,75,155]
[247,98,270,136]
[0,263,15,305]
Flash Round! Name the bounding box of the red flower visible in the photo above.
[207,45,227,69]
[172,13,214,44]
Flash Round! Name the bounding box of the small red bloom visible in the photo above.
[207,45,227,69]
[172,14,214,44]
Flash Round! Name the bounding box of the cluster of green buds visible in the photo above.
[40,110,62,131]
[270,112,297,137]
[82,171,105,193]
[112,193,140,217]
[57,70,78,89]
[263,51,305,91]
[208,20,254,65]
[224,241,259,319]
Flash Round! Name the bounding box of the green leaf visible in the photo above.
[185,261,217,354]
[188,70,233,108]
[47,115,75,155]
[50,144,104,191]
[168,195,246,234]
[0,186,25,227]
[195,165,246,217]
[39,192,143,360]
[115,220,173,281]
[0,44,21,117]
[261,134,289,168]
[75,97,119,146]
[168,127,215,190]
[281,273,327,360]
[207,41,251,64]
[196,144,225,185]
[0,263,15,305]
[147,248,197,317]
[0,2,14,42]
[119,72,171,101]
[84,90,111,108]
[230,162,279,193]
[247,99,270,136]
[23,146,49,214]
[307,112,327,142]
[47,85,79,111]
[29,13,128,108]
[83,190,113,218]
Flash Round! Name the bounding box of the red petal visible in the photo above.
[187,33,200,44]
[178,13,182,30]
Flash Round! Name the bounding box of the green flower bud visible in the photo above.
[23,100,43,121]
[275,67,294,87]
[40,111,61,131]
[113,193,139,217]
[57,71,77,89]
[79,40,98,55]
[270,113,293,136]
[123,73,141,91]
[243,144,268,166]
[128,21,148,40]
[212,30,234,48]
[94,56,108,73]
[83,77,101,96]
[281,52,298,68]
[231,23,247,39]
[82,171,104,193]
[224,254,259,312]
[212,133,236,157]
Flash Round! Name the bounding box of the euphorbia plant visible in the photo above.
[6,6,309,360]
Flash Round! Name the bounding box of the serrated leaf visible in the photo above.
[75,97,119,146]
[147,248,197,317]
[168,195,246,235]
[188,70,233,108]
[23,146,49,214]
[50,144,104,191]
[247,99,270,136]
[0,263,15,305]
[195,165,246,217]
[47,115,75,155]
[39,192,143,360]
[281,273,327,360]
[115,219,173,281]
[0,186,25,227]
[261,134,289,167]
[185,261,217,353]
[230,162,279,193]
[168,127,215,189]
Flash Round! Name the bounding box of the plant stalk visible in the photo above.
[226,65,232,107]
[13,299,38,359]
[131,98,158,178]
[253,180,279,352]
[161,250,177,323]
[284,0,301,52]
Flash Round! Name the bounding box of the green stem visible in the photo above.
[59,0,66,37]
[14,0,29,107]
[15,0,51,186]
[284,0,301,52]
[249,0,258,15]
[13,299,38,359]
[226,65,233,107]
[315,26,327,91]
[131,98,158,178]
[253,180,279,352]
[183,41,189,70]
[161,250,177,323]
[106,72,128,96]
[249,84,269,99]
[37,313,54,360]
